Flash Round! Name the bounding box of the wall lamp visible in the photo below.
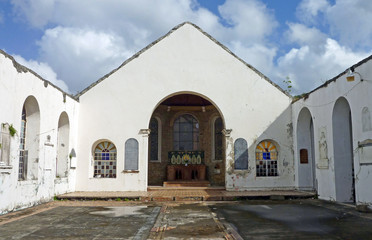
[347,66,363,82]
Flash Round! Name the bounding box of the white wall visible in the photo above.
[76,23,294,192]
[0,51,79,214]
[292,57,372,207]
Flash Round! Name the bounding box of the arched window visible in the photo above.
[256,140,278,177]
[19,96,40,181]
[149,117,161,161]
[173,114,199,151]
[94,141,117,178]
[19,106,27,180]
[213,117,223,161]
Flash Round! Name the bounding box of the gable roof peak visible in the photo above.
[76,22,289,98]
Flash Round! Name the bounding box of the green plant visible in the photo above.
[283,76,292,94]
[115,197,122,201]
[8,124,17,137]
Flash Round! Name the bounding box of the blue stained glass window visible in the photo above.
[263,152,270,160]
[94,141,117,178]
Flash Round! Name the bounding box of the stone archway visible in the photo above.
[147,93,226,187]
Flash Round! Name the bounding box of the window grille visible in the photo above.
[173,114,199,151]
[149,118,159,161]
[18,150,28,180]
[214,117,223,160]
[18,107,27,180]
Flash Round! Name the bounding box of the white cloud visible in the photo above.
[218,0,278,43]
[11,0,55,28]
[37,27,132,92]
[285,23,327,53]
[326,0,372,48]
[276,38,370,94]
[13,55,70,92]
[296,0,330,24]
[229,41,277,76]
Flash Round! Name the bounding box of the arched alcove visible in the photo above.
[56,112,70,178]
[296,107,316,190]
[332,97,355,202]
[147,93,225,187]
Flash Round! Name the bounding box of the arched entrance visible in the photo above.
[332,97,355,203]
[296,107,316,191]
[147,93,225,187]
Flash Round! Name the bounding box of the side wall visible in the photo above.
[0,52,79,214]
[292,58,372,207]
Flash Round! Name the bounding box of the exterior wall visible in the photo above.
[292,57,372,208]
[0,52,79,214]
[76,23,294,192]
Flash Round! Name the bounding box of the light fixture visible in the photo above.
[347,67,363,82]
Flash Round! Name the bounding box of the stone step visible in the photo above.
[163,180,210,187]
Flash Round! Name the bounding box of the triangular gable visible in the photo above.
[76,22,289,98]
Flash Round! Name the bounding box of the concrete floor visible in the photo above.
[0,199,371,239]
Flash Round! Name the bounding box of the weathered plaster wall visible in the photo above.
[76,23,294,191]
[0,51,79,214]
[292,57,372,207]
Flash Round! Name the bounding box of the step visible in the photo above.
[163,180,210,187]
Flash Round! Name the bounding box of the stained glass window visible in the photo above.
[173,114,199,151]
[214,117,223,160]
[256,140,278,177]
[94,141,117,178]
[149,118,159,161]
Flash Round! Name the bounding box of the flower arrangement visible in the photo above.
[182,154,191,166]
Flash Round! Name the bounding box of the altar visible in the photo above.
[166,151,206,181]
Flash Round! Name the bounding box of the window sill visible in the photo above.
[122,170,139,173]
[0,165,12,174]
[17,179,38,185]
[149,160,161,163]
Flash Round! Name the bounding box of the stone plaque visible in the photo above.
[234,138,248,170]
[125,138,139,171]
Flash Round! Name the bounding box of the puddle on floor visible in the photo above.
[89,206,148,218]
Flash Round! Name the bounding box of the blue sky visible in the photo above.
[0,0,371,94]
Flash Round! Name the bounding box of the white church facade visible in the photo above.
[0,22,371,214]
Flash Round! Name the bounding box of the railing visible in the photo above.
[18,150,28,180]
[168,151,204,165]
